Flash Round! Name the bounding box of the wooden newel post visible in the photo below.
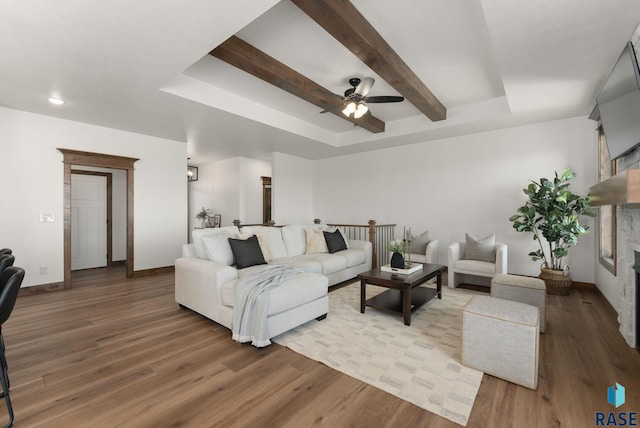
[368,219,377,269]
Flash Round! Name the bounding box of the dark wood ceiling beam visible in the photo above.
[291,0,447,122]
[209,35,385,133]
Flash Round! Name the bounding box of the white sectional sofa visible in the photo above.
[175,224,373,342]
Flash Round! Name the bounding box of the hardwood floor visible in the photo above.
[1,267,638,427]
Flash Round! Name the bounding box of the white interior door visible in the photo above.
[71,174,107,270]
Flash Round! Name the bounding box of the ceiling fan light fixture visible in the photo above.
[354,102,368,119]
[342,102,356,117]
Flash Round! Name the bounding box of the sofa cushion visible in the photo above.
[336,248,366,267]
[282,225,306,257]
[221,272,328,315]
[228,235,267,269]
[261,227,288,260]
[202,233,234,266]
[324,229,348,253]
[463,233,496,262]
[192,226,240,259]
[269,258,323,274]
[241,226,288,261]
[305,228,328,254]
[454,259,496,275]
[298,253,348,275]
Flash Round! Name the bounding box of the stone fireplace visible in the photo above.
[617,226,639,348]
[592,146,640,348]
[634,252,640,349]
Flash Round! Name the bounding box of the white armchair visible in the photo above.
[448,240,507,288]
[405,240,439,265]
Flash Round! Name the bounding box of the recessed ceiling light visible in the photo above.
[48,97,64,105]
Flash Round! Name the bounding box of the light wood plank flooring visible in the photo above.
[0,267,638,427]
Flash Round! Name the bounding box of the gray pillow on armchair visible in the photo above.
[463,233,496,262]
[408,231,430,254]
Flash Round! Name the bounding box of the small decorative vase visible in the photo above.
[390,252,405,269]
[539,267,572,295]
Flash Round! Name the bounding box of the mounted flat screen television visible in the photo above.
[597,41,640,160]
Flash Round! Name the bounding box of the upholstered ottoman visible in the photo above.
[461,295,539,389]
[491,273,546,333]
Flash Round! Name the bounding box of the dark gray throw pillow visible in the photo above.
[228,235,267,269]
[323,229,348,254]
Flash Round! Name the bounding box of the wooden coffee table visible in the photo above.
[358,263,446,326]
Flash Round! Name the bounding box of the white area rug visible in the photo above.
[273,282,484,427]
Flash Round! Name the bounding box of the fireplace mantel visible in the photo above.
[589,169,640,206]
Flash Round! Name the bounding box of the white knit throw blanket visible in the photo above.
[231,265,307,347]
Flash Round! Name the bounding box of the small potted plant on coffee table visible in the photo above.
[388,239,407,269]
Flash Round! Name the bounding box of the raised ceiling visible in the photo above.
[2,0,640,163]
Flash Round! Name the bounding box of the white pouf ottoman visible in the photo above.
[491,273,546,333]
[461,295,539,390]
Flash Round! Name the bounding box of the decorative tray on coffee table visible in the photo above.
[380,262,423,275]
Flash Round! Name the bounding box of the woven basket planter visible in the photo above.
[539,267,572,295]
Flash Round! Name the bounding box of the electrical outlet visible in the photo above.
[39,214,54,222]
[39,266,48,275]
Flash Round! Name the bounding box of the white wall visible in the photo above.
[239,157,272,224]
[0,107,187,287]
[312,117,597,282]
[188,157,271,232]
[188,161,217,234]
[272,152,314,225]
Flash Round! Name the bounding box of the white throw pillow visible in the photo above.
[305,227,328,254]
[192,226,239,259]
[202,233,234,265]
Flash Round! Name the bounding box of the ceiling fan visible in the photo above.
[317,77,404,119]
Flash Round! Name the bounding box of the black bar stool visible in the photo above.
[0,267,25,428]
[0,257,14,276]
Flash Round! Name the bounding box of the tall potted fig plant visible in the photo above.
[509,168,595,295]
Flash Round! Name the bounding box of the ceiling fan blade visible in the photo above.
[365,95,405,103]
[354,77,375,96]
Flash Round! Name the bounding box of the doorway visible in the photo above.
[59,149,138,288]
[262,176,271,224]
[71,172,110,271]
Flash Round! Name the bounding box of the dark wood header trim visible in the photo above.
[58,148,138,170]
